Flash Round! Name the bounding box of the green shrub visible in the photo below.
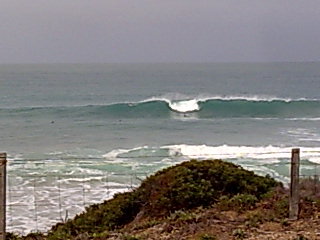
[244,211,265,228]
[218,194,258,212]
[273,198,289,219]
[48,191,142,239]
[138,160,278,216]
[168,209,197,222]
[6,233,21,240]
[48,159,279,239]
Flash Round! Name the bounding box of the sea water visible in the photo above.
[1,62,320,233]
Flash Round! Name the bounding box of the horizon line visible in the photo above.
[1,60,320,65]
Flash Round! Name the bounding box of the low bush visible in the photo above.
[218,193,258,212]
[46,159,279,239]
[138,160,278,216]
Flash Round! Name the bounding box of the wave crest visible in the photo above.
[2,95,320,119]
[168,99,200,113]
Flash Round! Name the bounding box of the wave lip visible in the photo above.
[128,95,320,117]
[168,99,200,113]
[2,95,320,119]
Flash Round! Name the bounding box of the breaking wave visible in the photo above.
[2,96,320,119]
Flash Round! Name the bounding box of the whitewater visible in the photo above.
[1,62,320,233]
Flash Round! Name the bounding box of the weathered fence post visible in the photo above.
[289,148,300,220]
[0,153,6,240]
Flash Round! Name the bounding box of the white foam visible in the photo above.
[103,146,167,159]
[287,128,316,136]
[61,176,104,183]
[287,118,320,121]
[103,148,133,159]
[169,99,200,113]
[162,144,320,162]
[299,138,320,142]
[103,144,320,163]
[196,95,296,103]
[139,93,316,105]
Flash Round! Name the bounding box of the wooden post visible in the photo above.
[0,153,6,240]
[289,148,300,220]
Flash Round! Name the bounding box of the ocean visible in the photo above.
[1,62,320,233]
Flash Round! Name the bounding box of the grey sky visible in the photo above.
[1,0,320,63]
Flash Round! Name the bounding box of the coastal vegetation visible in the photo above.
[8,159,320,240]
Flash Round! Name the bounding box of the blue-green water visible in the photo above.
[1,62,320,232]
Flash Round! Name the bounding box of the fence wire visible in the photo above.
[4,153,320,235]
[6,171,147,235]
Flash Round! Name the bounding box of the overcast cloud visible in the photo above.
[1,0,320,63]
